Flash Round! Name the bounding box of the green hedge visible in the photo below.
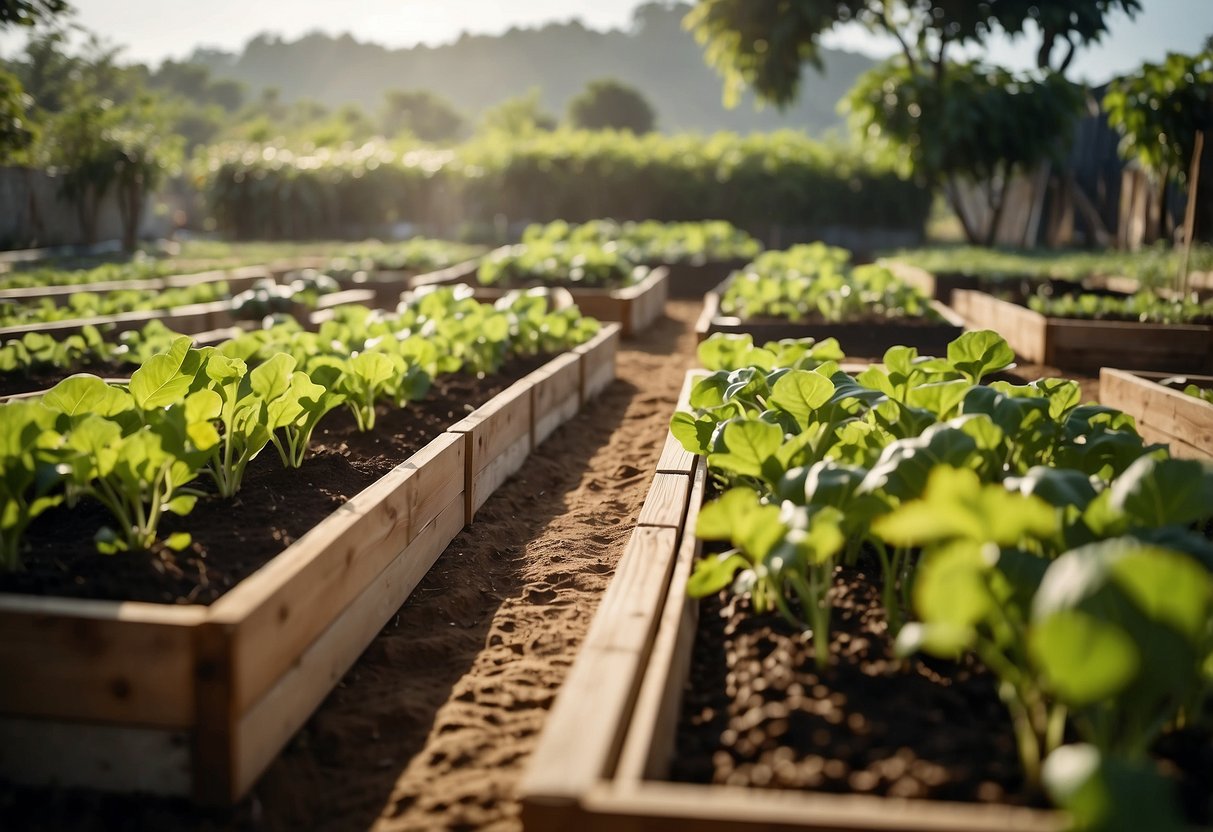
[196,131,931,240]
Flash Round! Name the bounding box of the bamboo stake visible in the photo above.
[1177,129,1205,297]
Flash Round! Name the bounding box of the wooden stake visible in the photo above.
[1178,130,1206,296]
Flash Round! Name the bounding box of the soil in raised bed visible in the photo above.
[0,360,133,397]
[672,565,1213,824]
[0,353,552,605]
[671,568,1036,806]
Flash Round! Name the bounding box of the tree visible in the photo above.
[479,89,557,135]
[567,78,656,133]
[0,0,69,28]
[685,0,1140,243]
[379,89,464,142]
[1103,49,1213,239]
[0,70,38,164]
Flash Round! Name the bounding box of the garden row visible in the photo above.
[526,329,1212,832]
[523,241,1212,831]
[0,282,619,801]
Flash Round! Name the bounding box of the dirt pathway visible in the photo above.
[2,301,700,832]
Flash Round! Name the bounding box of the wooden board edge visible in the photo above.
[0,716,193,797]
[228,492,467,802]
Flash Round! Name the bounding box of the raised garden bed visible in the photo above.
[1099,368,1213,459]
[521,372,1060,832]
[414,262,669,338]
[659,258,750,300]
[881,259,1075,306]
[952,289,1213,373]
[0,264,295,306]
[695,282,965,356]
[0,323,620,804]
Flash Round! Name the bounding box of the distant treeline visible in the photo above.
[199,131,930,242]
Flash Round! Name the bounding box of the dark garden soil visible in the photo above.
[0,362,133,397]
[671,569,1037,806]
[0,354,553,605]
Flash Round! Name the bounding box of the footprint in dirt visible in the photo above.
[612,464,642,479]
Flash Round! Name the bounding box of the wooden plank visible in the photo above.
[205,433,465,718]
[1100,368,1213,458]
[469,431,532,515]
[636,472,691,530]
[230,492,467,801]
[575,323,621,403]
[954,290,1048,364]
[0,598,204,728]
[0,717,192,796]
[655,431,697,476]
[1050,320,1213,372]
[580,781,1060,832]
[615,461,705,783]
[448,378,532,477]
[530,351,582,446]
[521,527,680,813]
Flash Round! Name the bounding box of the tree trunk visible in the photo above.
[944,176,982,244]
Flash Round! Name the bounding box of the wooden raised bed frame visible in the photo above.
[520,371,1061,832]
[695,282,965,357]
[412,254,669,338]
[0,324,620,804]
[1099,368,1213,460]
[952,289,1213,373]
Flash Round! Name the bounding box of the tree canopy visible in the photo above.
[567,78,657,133]
[379,89,465,143]
[685,0,1140,244]
[0,0,69,29]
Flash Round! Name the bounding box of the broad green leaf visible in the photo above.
[42,375,131,419]
[687,552,751,597]
[769,370,834,421]
[894,621,975,658]
[912,541,994,629]
[249,352,296,400]
[708,419,784,480]
[1108,455,1213,527]
[1029,611,1139,706]
[129,336,196,409]
[946,330,1015,383]
[670,411,716,456]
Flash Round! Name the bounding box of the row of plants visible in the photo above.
[520,219,763,266]
[477,240,651,289]
[671,330,1212,828]
[0,273,343,329]
[1024,290,1213,325]
[0,286,600,567]
[888,243,1213,289]
[321,238,488,280]
[198,131,931,240]
[0,237,486,292]
[0,282,234,328]
[719,243,941,324]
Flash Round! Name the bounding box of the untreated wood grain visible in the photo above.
[615,461,704,783]
[521,526,681,819]
[575,323,622,403]
[578,781,1060,832]
[528,351,581,446]
[1100,368,1213,459]
[449,379,533,517]
[0,598,204,728]
[636,472,691,530]
[205,433,465,717]
[230,493,467,801]
[0,717,192,796]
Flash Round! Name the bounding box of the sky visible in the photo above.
[2,0,1210,83]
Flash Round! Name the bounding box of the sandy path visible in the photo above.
[259,300,700,832]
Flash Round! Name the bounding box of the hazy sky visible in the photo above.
[2,0,1210,83]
